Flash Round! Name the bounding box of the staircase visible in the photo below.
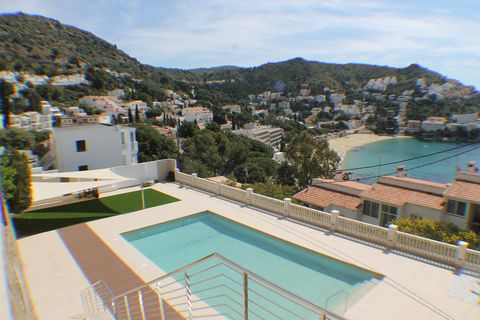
[81,253,344,320]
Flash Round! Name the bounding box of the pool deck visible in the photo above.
[18,182,480,320]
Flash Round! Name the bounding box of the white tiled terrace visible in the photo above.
[18,182,480,320]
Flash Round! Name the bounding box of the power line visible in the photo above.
[342,142,478,171]
[353,144,480,181]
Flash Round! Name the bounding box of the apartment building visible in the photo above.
[421,117,446,132]
[8,112,53,131]
[232,124,284,149]
[294,172,480,231]
[50,124,138,172]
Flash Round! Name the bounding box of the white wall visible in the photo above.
[404,203,442,221]
[326,205,359,220]
[52,124,138,172]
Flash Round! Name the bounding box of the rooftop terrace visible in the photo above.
[3,160,480,319]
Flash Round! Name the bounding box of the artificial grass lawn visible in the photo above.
[12,189,179,237]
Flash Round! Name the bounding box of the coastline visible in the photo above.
[328,134,412,168]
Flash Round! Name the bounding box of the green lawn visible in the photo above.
[12,189,179,237]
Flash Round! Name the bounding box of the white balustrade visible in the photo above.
[395,231,457,265]
[250,193,285,215]
[172,170,480,272]
[336,217,389,245]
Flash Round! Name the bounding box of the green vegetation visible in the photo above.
[1,149,32,213]
[396,217,479,248]
[133,123,178,162]
[179,128,277,184]
[285,131,340,187]
[0,79,14,127]
[243,183,296,200]
[12,189,179,237]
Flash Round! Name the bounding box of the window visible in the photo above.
[446,200,466,217]
[76,140,86,152]
[381,204,398,226]
[130,132,135,142]
[78,165,89,171]
[121,133,125,145]
[363,200,379,218]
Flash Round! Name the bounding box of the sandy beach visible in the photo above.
[328,134,411,161]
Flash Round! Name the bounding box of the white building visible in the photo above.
[233,124,284,149]
[451,113,479,124]
[9,112,53,131]
[421,117,446,132]
[50,124,138,172]
[180,107,213,123]
[329,94,346,106]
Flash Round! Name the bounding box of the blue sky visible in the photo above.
[1,0,479,89]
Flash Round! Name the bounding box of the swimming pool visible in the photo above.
[122,212,380,316]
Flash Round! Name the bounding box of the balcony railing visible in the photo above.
[175,170,479,274]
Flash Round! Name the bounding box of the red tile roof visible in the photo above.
[382,176,448,188]
[361,184,444,210]
[293,186,362,211]
[444,180,480,203]
[314,178,371,191]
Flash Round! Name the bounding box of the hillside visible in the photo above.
[0,13,477,111]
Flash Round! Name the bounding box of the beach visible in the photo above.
[328,134,411,162]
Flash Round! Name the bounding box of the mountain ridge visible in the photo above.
[0,13,477,107]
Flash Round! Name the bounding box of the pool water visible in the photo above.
[122,212,379,314]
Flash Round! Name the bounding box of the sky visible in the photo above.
[1,0,479,89]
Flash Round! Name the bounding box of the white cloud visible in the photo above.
[0,0,479,88]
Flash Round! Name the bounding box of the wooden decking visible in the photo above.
[58,223,183,319]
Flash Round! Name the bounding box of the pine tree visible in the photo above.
[135,105,140,122]
[128,108,133,123]
[0,80,14,128]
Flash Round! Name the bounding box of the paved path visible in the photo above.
[58,223,183,319]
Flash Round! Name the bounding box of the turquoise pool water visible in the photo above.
[122,212,378,315]
[343,138,480,184]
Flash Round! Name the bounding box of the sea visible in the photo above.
[342,138,480,184]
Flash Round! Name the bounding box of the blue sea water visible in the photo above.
[343,138,480,184]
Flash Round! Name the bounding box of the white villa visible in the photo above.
[49,124,138,172]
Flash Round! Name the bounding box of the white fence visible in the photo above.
[174,170,480,273]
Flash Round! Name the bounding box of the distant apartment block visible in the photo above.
[233,124,284,149]
[294,172,480,232]
[406,120,421,133]
[421,117,446,132]
[50,124,138,172]
[329,93,346,106]
[6,111,53,131]
[180,107,213,123]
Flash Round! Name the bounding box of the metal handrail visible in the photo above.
[325,290,349,314]
[112,252,344,319]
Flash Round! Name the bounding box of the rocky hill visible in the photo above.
[0,13,477,109]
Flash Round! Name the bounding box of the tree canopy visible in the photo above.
[180,130,277,183]
[285,131,339,187]
[1,149,32,213]
[133,123,177,162]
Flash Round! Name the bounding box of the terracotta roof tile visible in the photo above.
[361,184,444,210]
[293,187,362,211]
[444,180,480,203]
[382,176,448,188]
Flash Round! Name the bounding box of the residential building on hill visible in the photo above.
[294,171,480,231]
[49,124,138,172]
[232,124,284,149]
[7,111,52,131]
[420,117,446,132]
